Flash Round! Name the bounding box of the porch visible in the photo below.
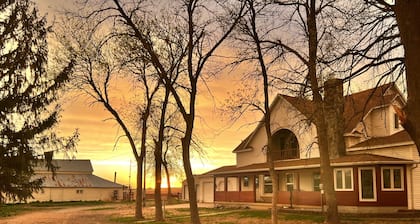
[213,162,410,210]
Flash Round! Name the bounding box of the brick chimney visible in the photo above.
[324,78,346,158]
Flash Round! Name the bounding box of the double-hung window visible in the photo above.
[381,167,404,191]
[334,168,353,191]
[264,175,273,194]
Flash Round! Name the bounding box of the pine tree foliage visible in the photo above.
[0,0,75,203]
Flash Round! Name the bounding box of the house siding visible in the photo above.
[30,188,122,202]
[412,165,420,209]
[236,96,319,167]
[191,84,420,212]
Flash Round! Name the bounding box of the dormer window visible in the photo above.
[394,113,400,129]
[271,129,299,160]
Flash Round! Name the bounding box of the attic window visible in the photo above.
[394,113,400,129]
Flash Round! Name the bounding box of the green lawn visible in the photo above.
[0,201,107,217]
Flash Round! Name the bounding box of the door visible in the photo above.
[203,182,214,202]
[358,167,376,202]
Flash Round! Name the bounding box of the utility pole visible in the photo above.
[129,159,132,201]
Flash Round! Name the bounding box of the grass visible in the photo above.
[238,209,270,218]
[0,204,31,217]
[0,200,108,217]
[283,212,324,223]
[109,216,139,223]
[87,206,116,211]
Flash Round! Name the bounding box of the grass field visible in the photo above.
[2,201,420,224]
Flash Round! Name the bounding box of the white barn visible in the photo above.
[30,160,124,202]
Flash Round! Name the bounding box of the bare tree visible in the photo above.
[53,15,160,219]
[229,0,356,223]
[348,1,420,156]
[231,1,281,222]
[93,1,247,223]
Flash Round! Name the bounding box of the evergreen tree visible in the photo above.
[0,0,74,203]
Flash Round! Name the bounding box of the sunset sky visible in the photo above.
[35,0,383,189]
[37,0,261,188]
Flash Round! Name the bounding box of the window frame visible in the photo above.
[358,167,377,202]
[227,177,239,192]
[263,175,273,194]
[334,168,354,191]
[381,166,404,191]
[394,113,400,129]
[313,172,321,192]
[215,177,225,192]
[243,176,249,187]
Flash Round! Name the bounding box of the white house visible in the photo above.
[186,82,420,213]
[29,160,124,202]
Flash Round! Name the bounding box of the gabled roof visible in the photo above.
[34,174,123,188]
[342,82,402,133]
[35,160,93,173]
[206,153,415,175]
[232,82,403,153]
[34,160,123,188]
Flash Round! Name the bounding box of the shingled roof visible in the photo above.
[35,160,93,173]
[342,82,402,133]
[232,82,404,153]
[349,130,412,149]
[33,160,123,188]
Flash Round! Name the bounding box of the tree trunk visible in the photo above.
[318,128,339,224]
[163,161,173,201]
[135,160,144,220]
[267,143,279,224]
[393,1,420,155]
[154,87,171,221]
[307,0,340,223]
[182,127,201,224]
[154,141,163,221]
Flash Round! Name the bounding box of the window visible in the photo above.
[227,177,239,191]
[76,189,83,194]
[215,177,225,192]
[255,176,259,188]
[313,172,321,191]
[394,113,400,129]
[243,176,249,187]
[286,173,294,191]
[264,175,273,194]
[334,168,353,191]
[381,167,404,191]
[358,167,377,201]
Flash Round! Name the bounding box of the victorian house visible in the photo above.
[184,82,420,213]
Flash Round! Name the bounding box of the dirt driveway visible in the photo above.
[0,204,133,224]
[0,203,209,224]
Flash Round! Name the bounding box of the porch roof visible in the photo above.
[208,153,416,175]
[349,130,413,149]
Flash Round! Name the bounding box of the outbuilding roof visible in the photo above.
[34,160,123,188]
[35,160,93,173]
[34,173,123,188]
